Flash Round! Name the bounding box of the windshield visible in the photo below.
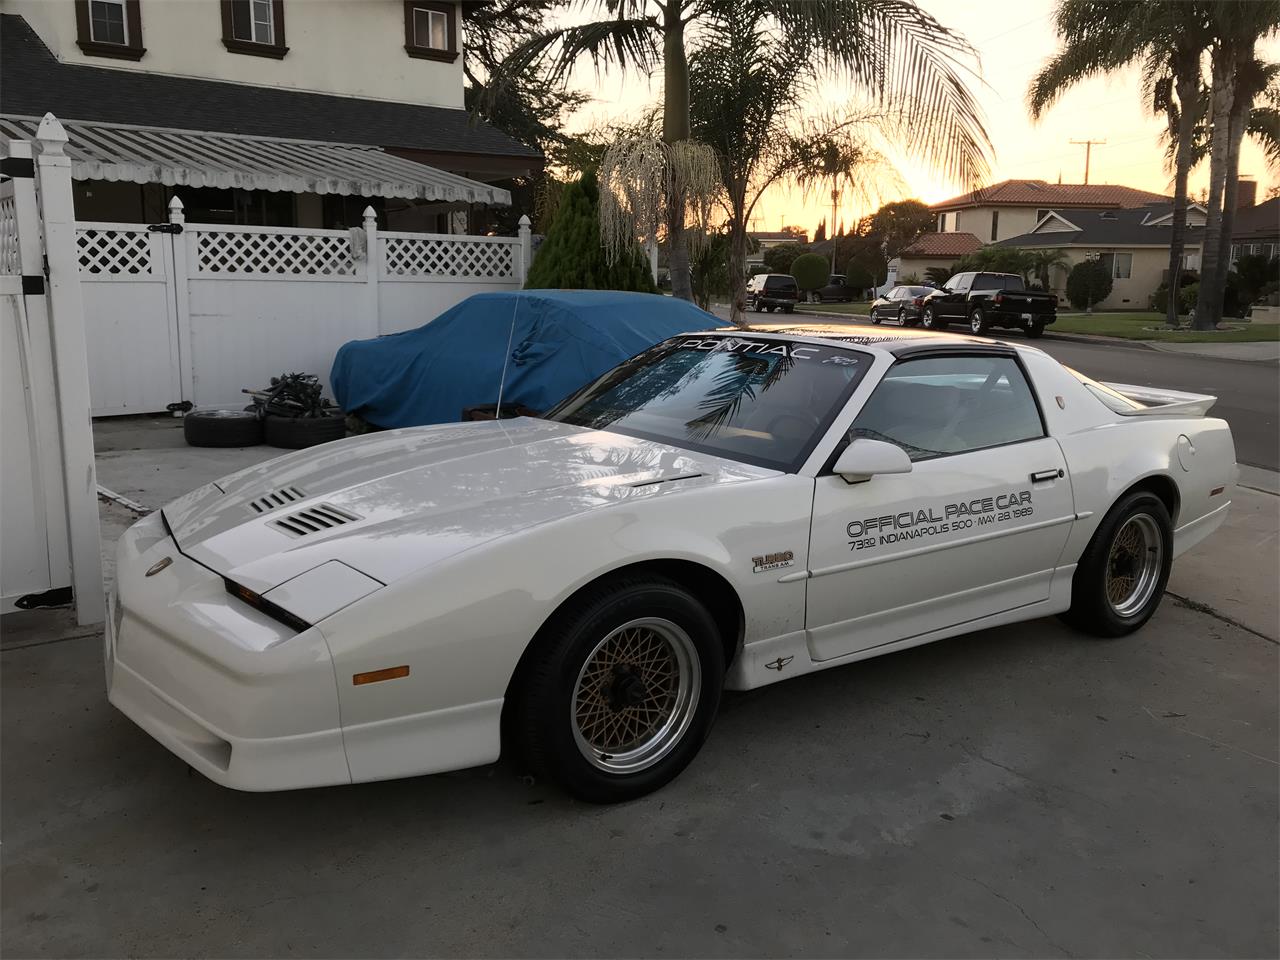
[546,336,871,471]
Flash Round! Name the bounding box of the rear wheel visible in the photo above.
[897,307,908,326]
[1025,321,1045,339]
[513,576,725,803]
[1063,491,1172,637]
[969,306,989,335]
[781,305,794,314]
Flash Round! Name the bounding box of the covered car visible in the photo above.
[330,290,726,428]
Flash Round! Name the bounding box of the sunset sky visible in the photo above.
[558,0,1279,234]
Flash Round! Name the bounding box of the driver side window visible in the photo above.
[850,355,1045,461]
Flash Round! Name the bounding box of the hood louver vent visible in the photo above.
[248,486,306,514]
[271,504,361,537]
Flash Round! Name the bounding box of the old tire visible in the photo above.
[922,306,947,330]
[1062,491,1173,637]
[512,575,725,803]
[263,413,347,449]
[183,410,263,448]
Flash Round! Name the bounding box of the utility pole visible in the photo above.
[1069,139,1106,184]
[830,185,839,272]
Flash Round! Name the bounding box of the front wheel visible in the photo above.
[1062,491,1173,637]
[922,306,947,330]
[513,576,725,803]
[969,307,989,335]
[871,309,883,325]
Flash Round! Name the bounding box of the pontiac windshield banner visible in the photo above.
[847,491,1034,551]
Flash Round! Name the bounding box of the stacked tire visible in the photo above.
[183,410,346,449]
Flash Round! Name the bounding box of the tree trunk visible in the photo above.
[662,5,694,302]
[1165,67,1199,329]
[726,182,752,328]
[1212,72,1252,322]
[1194,45,1238,330]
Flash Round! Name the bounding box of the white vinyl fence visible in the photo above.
[78,202,531,415]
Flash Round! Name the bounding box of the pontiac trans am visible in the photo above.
[106,326,1236,802]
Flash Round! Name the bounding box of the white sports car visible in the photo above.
[107,325,1236,802]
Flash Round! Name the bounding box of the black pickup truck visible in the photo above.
[919,271,1057,338]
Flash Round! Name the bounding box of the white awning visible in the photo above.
[0,115,511,205]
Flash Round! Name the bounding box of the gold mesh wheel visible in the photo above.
[1106,513,1163,618]
[571,618,700,774]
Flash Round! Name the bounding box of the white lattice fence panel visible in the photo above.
[383,236,516,279]
[196,230,356,276]
[1,196,21,276]
[76,228,153,275]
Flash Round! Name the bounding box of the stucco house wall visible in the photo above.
[8,0,465,109]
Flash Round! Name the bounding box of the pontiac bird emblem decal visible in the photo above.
[766,656,794,671]
[145,556,173,577]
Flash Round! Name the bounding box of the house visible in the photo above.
[0,2,542,232]
[1230,196,1279,264]
[995,204,1206,310]
[891,231,982,283]
[746,229,809,269]
[931,179,1172,244]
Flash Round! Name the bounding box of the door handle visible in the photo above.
[1030,468,1063,482]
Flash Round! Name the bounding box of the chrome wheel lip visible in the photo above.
[1106,513,1164,618]
[970,310,984,333]
[570,617,700,775]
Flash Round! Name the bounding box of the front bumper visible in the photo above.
[107,511,350,791]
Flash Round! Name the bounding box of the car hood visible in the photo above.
[163,418,775,592]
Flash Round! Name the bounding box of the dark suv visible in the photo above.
[746,273,799,313]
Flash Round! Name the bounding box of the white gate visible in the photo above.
[78,205,531,415]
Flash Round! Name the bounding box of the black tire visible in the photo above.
[752,300,763,313]
[781,305,794,314]
[1062,491,1173,637]
[183,410,263,448]
[870,310,883,325]
[512,575,725,803]
[922,306,947,330]
[969,306,989,335]
[1025,321,1045,339]
[897,307,908,326]
[263,413,347,449]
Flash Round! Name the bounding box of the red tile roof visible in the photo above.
[931,179,1171,211]
[900,232,983,258]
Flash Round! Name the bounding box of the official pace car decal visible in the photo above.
[846,490,1034,551]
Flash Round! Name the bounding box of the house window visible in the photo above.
[75,0,145,60]
[990,210,999,241]
[1100,252,1132,280]
[404,2,458,62]
[221,0,288,58]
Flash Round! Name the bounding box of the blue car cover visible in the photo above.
[330,290,727,428]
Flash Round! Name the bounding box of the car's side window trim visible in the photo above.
[819,350,1049,473]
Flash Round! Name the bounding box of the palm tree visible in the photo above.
[1029,0,1210,329]
[1028,248,1071,290]
[499,0,991,301]
[1194,3,1280,328]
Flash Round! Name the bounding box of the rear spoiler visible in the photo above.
[1101,381,1218,417]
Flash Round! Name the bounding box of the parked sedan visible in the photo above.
[811,274,854,303]
[868,285,934,325]
[107,325,1235,804]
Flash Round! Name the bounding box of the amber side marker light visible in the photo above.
[353,665,410,685]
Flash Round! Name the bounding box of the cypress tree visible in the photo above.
[525,172,657,293]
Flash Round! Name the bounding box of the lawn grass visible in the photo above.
[1051,311,1280,342]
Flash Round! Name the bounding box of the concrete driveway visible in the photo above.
[2,418,1277,958]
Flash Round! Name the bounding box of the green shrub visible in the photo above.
[791,253,830,292]
[762,243,807,274]
[524,171,656,292]
[1065,259,1113,310]
[843,260,875,291]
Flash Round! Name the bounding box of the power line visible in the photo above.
[1069,138,1107,183]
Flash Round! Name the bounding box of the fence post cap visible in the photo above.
[168,195,185,223]
[35,113,68,155]
[362,205,377,220]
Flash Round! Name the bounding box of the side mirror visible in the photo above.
[833,438,912,483]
